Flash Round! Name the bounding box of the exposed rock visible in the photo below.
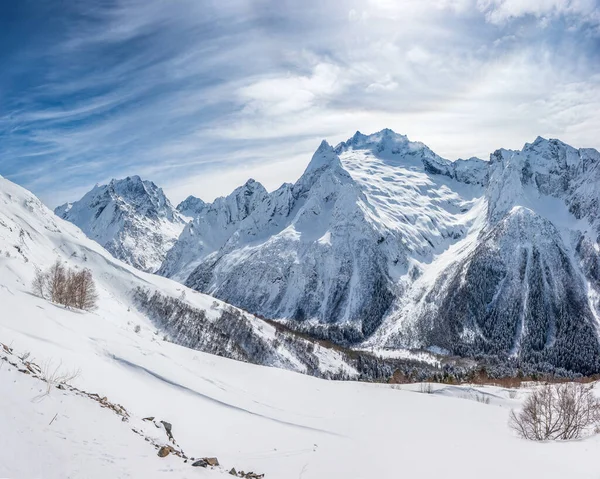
[157,446,172,458]
[191,459,208,467]
[160,420,174,442]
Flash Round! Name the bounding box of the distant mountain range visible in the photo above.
[56,130,600,375]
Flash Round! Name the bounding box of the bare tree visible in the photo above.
[32,267,48,299]
[33,359,81,402]
[509,383,600,440]
[47,259,67,304]
[72,268,98,311]
[31,261,98,311]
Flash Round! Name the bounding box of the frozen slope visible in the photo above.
[55,176,186,272]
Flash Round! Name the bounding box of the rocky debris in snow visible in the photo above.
[160,420,175,443]
[157,446,173,457]
[191,457,219,468]
[232,471,265,478]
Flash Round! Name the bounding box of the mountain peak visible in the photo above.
[335,128,415,155]
[177,195,207,218]
[304,140,341,174]
[55,177,185,272]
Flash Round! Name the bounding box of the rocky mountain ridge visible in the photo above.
[58,130,600,374]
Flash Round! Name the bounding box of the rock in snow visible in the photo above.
[59,130,600,374]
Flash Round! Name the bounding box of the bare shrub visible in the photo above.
[476,394,490,404]
[31,260,98,311]
[70,268,98,311]
[33,359,81,402]
[32,267,48,299]
[420,382,434,394]
[509,383,600,440]
[48,259,68,304]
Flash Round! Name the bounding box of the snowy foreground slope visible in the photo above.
[2,177,600,479]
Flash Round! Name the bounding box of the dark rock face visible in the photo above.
[409,209,600,375]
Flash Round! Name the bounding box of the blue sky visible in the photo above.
[1,0,599,207]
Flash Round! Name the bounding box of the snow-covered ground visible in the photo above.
[2,303,599,479]
[2,175,600,478]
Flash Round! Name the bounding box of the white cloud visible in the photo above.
[238,63,343,116]
[477,0,600,25]
[2,0,599,207]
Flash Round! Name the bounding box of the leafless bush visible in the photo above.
[33,359,81,402]
[32,260,98,311]
[420,382,434,394]
[509,383,600,440]
[476,394,490,404]
[32,267,47,299]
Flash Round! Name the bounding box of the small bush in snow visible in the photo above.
[419,383,434,394]
[32,260,98,311]
[34,359,81,401]
[509,383,600,440]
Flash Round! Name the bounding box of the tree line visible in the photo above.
[32,260,98,311]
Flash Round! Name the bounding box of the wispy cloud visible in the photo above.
[0,0,598,207]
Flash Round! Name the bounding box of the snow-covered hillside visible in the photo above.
[55,176,187,272]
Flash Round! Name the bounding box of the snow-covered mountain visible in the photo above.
[155,130,600,375]
[55,176,186,272]
[0,174,363,379]
[176,194,207,218]
[373,136,600,375]
[3,174,600,479]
